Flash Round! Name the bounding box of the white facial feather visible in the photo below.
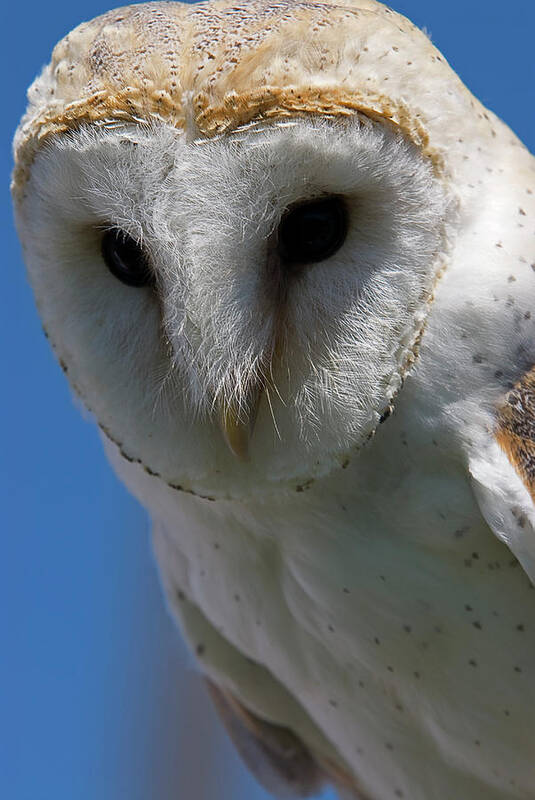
[19,115,448,493]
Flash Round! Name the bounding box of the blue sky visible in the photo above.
[2,2,534,799]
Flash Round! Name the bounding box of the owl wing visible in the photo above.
[207,681,366,799]
[469,368,535,584]
[152,520,363,799]
[206,680,325,798]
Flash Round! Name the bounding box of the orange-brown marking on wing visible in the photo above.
[496,368,535,502]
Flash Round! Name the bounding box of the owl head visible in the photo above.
[13,0,523,500]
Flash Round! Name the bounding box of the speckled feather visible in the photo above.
[13,0,521,191]
[497,370,535,501]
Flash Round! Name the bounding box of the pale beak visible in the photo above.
[220,382,264,460]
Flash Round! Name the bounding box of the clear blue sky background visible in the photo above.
[2,2,534,799]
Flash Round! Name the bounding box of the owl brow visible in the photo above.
[192,117,310,146]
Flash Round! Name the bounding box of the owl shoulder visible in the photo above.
[496,368,535,502]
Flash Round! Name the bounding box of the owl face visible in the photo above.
[15,113,448,496]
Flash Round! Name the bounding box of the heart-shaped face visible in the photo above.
[14,113,448,497]
[12,0,522,503]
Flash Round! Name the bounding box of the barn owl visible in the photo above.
[12,1,535,798]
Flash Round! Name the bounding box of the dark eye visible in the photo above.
[278,196,348,265]
[101,228,154,287]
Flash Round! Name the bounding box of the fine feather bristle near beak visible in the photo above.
[220,383,264,460]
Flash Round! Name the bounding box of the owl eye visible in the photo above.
[278,196,348,265]
[101,228,154,287]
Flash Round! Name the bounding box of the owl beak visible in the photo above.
[220,382,264,461]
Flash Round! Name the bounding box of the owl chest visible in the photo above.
[154,473,535,799]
